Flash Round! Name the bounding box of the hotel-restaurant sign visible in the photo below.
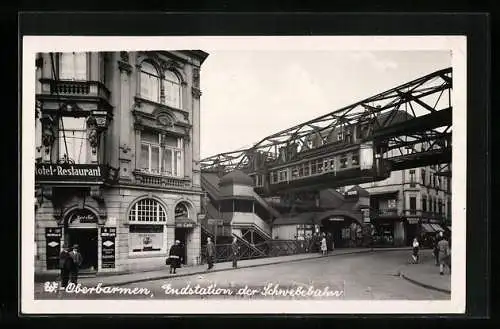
[35,163,106,183]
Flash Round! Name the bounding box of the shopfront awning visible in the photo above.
[421,223,435,233]
[430,224,445,232]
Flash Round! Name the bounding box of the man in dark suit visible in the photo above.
[59,244,71,289]
[69,244,83,284]
[231,236,240,268]
[206,237,216,270]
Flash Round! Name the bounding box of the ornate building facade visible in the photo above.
[34,50,209,275]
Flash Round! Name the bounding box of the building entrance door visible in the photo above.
[66,228,98,272]
[174,228,189,265]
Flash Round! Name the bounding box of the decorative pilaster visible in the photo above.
[118,51,132,75]
[40,114,56,162]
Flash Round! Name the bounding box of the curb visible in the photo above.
[399,271,451,294]
[101,248,410,287]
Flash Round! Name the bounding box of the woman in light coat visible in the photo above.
[412,237,420,263]
[321,236,327,256]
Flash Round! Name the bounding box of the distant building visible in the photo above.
[344,163,451,246]
[34,50,209,275]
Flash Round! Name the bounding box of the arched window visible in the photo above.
[163,70,181,108]
[129,198,167,222]
[128,198,167,254]
[175,202,190,219]
[140,62,160,102]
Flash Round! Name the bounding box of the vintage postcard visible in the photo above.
[21,35,466,314]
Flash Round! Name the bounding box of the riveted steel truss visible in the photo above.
[200,67,452,173]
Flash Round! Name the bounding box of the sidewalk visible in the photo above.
[398,249,451,294]
[37,247,410,288]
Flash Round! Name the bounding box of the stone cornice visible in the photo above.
[134,96,190,122]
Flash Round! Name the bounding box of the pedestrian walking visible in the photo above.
[321,235,327,256]
[206,237,216,270]
[433,232,441,266]
[59,244,71,290]
[411,237,420,263]
[231,236,240,268]
[69,244,83,284]
[437,234,451,275]
[167,240,183,274]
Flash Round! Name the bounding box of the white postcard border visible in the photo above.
[21,35,467,314]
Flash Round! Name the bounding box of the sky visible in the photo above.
[199,50,451,159]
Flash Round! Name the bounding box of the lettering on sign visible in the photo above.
[176,223,194,228]
[328,217,344,222]
[101,227,116,269]
[67,209,98,225]
[45,228,62,270]
[35,163,105,182]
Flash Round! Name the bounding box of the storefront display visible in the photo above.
[129,225,163,252]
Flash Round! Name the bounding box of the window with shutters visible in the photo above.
[59,52,87,80]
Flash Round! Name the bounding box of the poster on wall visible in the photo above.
[45,227,62,270]
[101,227,116,268]
[129,225,163,252]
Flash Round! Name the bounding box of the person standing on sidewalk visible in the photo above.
[433,232,441,266]
[321,234,327,256]
[412,237,420,263]
[59,245,71,290]
[231,236,240,268]
[206,237,216,270]
[69,244,83,284]
[437,234,451,275]
[168,240,183,274]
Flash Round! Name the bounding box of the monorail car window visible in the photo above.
[311,162,317,175]
[317,161,323,173]
[340,156,347,168]
[304,164,310,176]
[352,154,359,166]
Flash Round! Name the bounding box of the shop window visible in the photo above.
[59,52,87,80]
[164,70,182,109]
[140,61,161,102]
[438,199,443,215]
[434,199,437,214]
[140,131,184,177]
[58,117,87,164]
[422,196,427,212]
[128,198,167,253]
[129,225,164,253]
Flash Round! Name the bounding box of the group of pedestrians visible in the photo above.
[166,236,240,274]
[411,231,451,275]
[59,244,83,289]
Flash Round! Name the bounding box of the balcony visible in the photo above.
[133,170,191,189]
[39,79,111,105]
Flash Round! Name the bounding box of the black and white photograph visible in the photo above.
[21,35,467,314]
